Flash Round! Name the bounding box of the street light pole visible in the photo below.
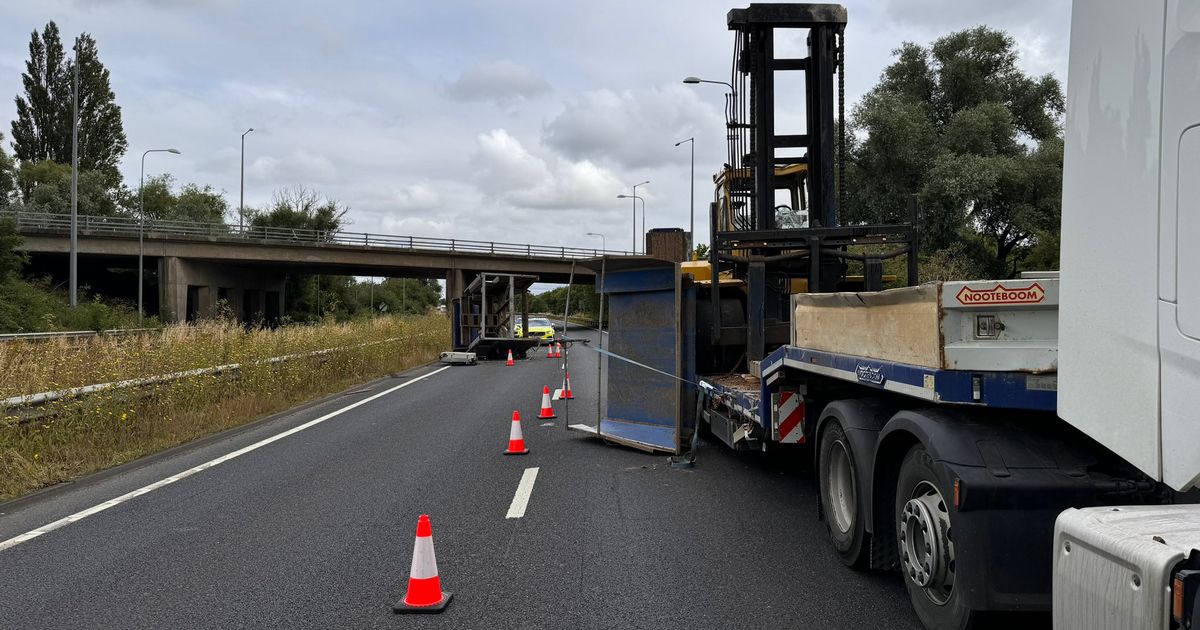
[676,137,695,258]
[586,231,606,253]
[139,148,181,325]
[240,128,254,231]
[682,76,735,91]
[616,194,645,254]
[618,180,648,253]
[69,38,79,307]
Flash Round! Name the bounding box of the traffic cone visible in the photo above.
[505,349,515,366]
[545,342,554,359]
[538,385,557,419]
[392,514,453,614]
[562,372,574,399]
[554,341,563,359]
[504,410,529,455]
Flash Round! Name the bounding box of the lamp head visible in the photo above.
[682,77,701,84]
[167,149,181,154]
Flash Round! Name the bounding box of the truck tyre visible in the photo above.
[896,445,974,630]
[818,420,867,568]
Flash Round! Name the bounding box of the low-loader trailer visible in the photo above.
[581,3,1200,628]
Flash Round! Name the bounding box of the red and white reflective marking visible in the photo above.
[775,391,806,444]
[410,519,440,580]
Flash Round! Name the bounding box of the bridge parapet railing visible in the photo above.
[1,209,634,260]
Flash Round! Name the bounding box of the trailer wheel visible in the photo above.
[818,421,866,567]
[896,445,974,630]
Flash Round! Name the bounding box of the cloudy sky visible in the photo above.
[0,0,1071,254]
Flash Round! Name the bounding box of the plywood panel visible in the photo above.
[791,284,944,369]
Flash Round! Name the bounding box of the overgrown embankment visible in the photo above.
[0,314,447,500]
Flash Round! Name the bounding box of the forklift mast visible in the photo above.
[707,4,919,365]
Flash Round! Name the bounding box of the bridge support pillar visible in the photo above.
[158,256,286,325]
[446,269,465,348]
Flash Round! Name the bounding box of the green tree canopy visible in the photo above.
[0,217,26,280]
[15,159,126,216]
[136,174,229,223]
[0,133,14,206]
[10,23,127,184]
[843,26,1064,276]
[249,186,347,237]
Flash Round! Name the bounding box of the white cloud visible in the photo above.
[543,84,723,170]
[445,59,550,104]
[247,151,338,185]
[471,129,625,210]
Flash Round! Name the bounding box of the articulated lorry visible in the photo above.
[580,3,1200,628]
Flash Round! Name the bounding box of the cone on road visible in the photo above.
[504,410,529,455]
[545,341,554,359]
[505,349,515,366]
[562,372,574,400]
[538,385,557,419]
[392,514,453,614]
[554,341,563,359]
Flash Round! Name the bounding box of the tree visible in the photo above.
[0,132,14,206]
[843,27,1064,276]
[9,23,67,167]
[136,174,229,223]
[249,186,347,236]
[373,278,441,315]
[15,160,126,216]
[10,23,127,183]
[0,217,26,280]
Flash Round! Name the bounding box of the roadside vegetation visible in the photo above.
[0,312,447,500]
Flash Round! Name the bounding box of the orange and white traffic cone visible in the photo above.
[392,514,453,614]
[504,410,529,455]
[545,342,554,359]
[538,385,557,419]
[505,349,515,366]
[554,341,563,359]
[562,372,574,399]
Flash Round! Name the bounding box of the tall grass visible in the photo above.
[0,313,448,500]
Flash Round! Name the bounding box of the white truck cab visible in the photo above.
[1056,1,1200,627]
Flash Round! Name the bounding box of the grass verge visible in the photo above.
[0,313,447,501]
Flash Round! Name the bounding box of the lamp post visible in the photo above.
[69,38,80,307]
[682,76,735,91]
[240,128,254,231]
[675,137,695,257]
[619,180,648,252]
[616,194,645,254]
[586,231,606,253]
[139,148,181,324]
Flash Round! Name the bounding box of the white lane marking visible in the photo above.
[0,365,452,552]
[505,467,540,519]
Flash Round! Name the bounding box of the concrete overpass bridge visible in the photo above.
[5,210,629,323]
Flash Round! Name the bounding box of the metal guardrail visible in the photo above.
[2,209,634,259]
[0,328,158,343]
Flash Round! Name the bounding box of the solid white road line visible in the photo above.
[0,365,452,553]
[505,467,540,519]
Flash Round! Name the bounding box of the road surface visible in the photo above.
[0,327,921,629]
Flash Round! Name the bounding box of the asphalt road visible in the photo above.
[0,327,920,629]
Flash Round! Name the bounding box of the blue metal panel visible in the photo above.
[761,345,1056,412]
[601,266,677,294]
[587,260,696,453]
[598,418,677,452]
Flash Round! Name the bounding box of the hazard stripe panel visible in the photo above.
[775,391,805,444]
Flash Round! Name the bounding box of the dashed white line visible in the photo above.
[0,365,452,552]
[505,467,540,519]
